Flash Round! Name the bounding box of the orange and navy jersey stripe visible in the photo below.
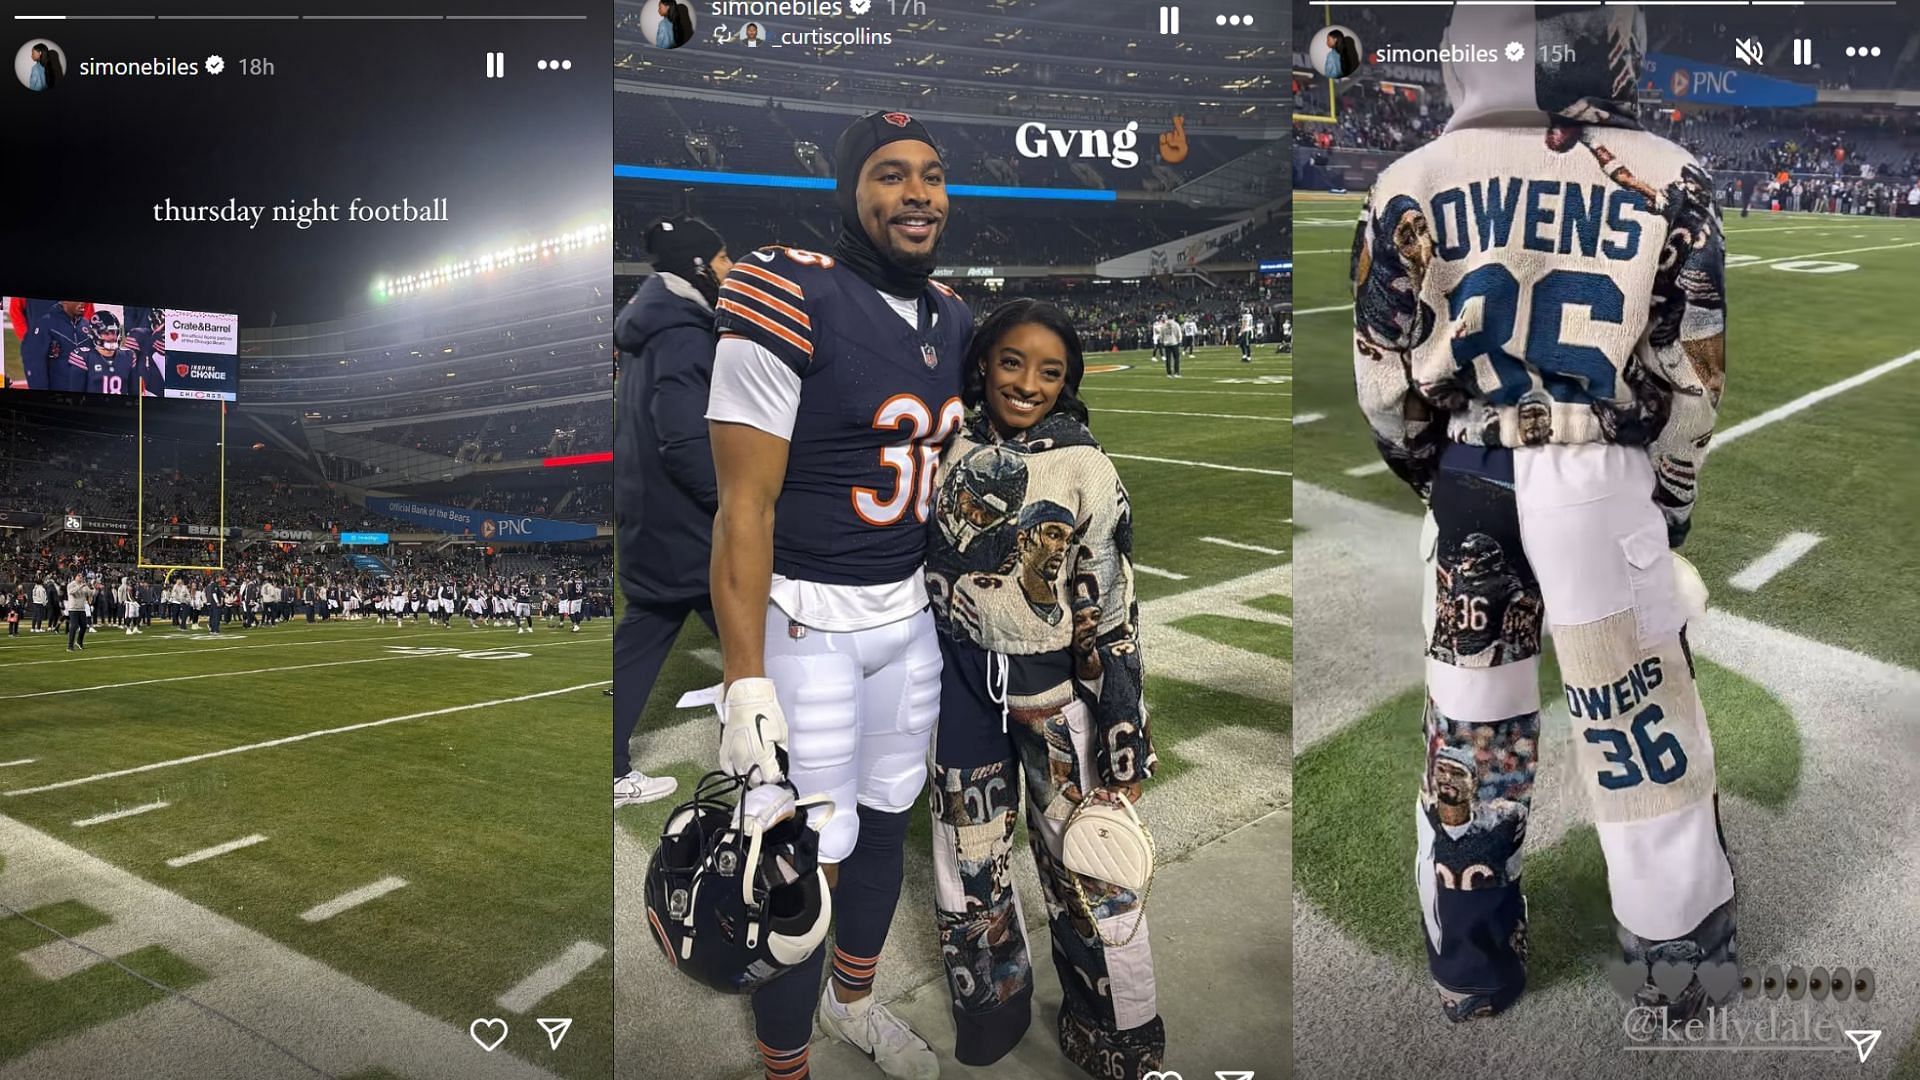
[716,249,816,373]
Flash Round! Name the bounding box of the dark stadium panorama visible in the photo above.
[0,232,615,638]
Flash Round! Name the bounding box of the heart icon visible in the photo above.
[1605,958,1644,999]
[1698,961,1741,1002]
[1651,960,1695,1000]
[470,1017,508,1052]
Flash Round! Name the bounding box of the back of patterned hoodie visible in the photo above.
[1352,3,1726,547]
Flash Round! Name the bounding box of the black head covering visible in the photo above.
[645,217,726,306]
[832,110,944,299]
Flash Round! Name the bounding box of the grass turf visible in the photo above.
[0,617,614,1078]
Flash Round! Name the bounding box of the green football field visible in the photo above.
[1289,193,1920,1076]
[616,343,1294,1080]
[0,614,614,1079]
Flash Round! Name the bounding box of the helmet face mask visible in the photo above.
[645,771,834,994]
[88,311,123,356]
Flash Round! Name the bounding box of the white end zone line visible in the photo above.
[299,876,408,923]
[1730,533,1824,593]
[1110,453,1291,477]
[496,940,608,1014]
[72,801,170,827]
[5,681,612,797]
[1714,348,1920,448]
[1201,537,1285,557]
[167,833,268,868]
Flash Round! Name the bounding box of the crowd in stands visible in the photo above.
[965,277,1290,352]
[359,401,611,464]
[1295,80,1920,197]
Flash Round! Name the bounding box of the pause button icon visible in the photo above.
[486,51,506,78]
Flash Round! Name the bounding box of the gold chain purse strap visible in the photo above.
[1062,791,1156,949]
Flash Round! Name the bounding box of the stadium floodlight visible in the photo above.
[374,218,610,301]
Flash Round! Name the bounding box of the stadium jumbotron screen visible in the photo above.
[4,297,240,401]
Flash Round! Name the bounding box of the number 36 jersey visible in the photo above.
[710,246,972,588]
[1351,110,1726,544]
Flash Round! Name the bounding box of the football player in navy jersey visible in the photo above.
[706,110,971,1080]
[77,312,137,396]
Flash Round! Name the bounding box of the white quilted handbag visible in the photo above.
[1061,792,1155,948]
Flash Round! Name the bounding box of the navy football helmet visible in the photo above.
[646,771,835,994]
[87,311,123,355]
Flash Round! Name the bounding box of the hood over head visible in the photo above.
[1443,4,1647,134]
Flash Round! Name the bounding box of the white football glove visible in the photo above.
[719,677,788,784]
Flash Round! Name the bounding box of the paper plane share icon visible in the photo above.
[536,1017,573,1050]
[1845,1030,1881,1063]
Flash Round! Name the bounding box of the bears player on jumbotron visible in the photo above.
[703,110,971,1080]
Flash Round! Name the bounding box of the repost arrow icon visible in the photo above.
[1844,1030,1881,1063]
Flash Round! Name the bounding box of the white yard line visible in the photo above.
[1110,453,1291,477]
[496,941,609,1014]
[0,759,36,768]
[1715,348,1920,448]
[0,631,607,700]
[5,681,612,797]
[72,801,170,827]
[0,815,570,1080]
[1294,412,1326,426]
[691,647,722,671]
[1100,408,1278,421]
[1730,240,1920,266]
[1296,303,1353,316]
[1133,564,1191,581]
[1729,532,1824,593]
[0,654,420,701]
[166,834,269,868]
[1087,386,1288,397]
[1343,461,1390,477]
[1201,536,1285,557]
[0,629,493,669]
[299,876,408,923]
[1295,247,1352,255]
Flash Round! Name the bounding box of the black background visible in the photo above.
[5,0,611,325]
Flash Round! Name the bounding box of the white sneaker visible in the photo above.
[614,771,678,807]
[817,987,938,1080]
